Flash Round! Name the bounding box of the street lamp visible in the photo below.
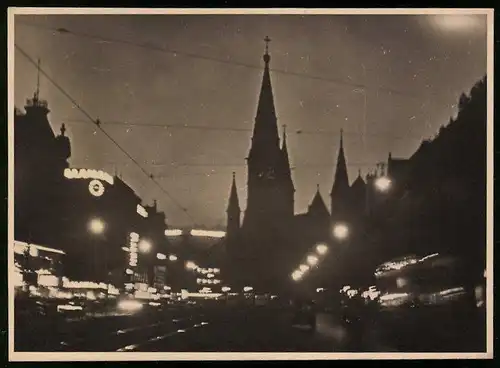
[185,261,197,270]
[138,240,152,253]
[307,255,319,266]
[292,270,303,281]
[375,176,392,192]
[332,223,349,241]
[222,286,231,292]
[156,253,166,260]
[316,243,328,255]
[169,254,178,261]
[88,218,105,234]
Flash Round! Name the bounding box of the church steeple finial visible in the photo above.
[264,36,271,65]
[317,183,320,192]
[340,128,344,149]
[34,58,41,102]
[60,123,66,136]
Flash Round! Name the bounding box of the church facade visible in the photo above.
[224,38,368,293]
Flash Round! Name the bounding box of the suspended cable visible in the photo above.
[17,21,433,100]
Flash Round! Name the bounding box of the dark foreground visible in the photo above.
[15,302,486,353]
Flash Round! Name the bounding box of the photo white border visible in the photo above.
[7,7,494,361]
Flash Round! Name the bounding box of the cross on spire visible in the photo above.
[34,58,41,101]
[264,36,271,54]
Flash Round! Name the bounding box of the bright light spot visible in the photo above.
[156,253,166,260]
[428,15,484,33]
[163,285,171,291]
[185,261,197,270]
[221,286,231,292]
[57,304,83,312]
[207,273,215,278]
[165,229,183,237]
[307,255,318,266]
[29,245,39,257]
[118,299,143,312]
[316,243,328,255]
[292,271,303,281]
[88,218,105,234]
[121,247,130,252]
[169,254,178,261]
[243,286,253,292]
[332,223,349,240]
[299,264,309,272]
[138,240,152,253]
[201,322,208,325]
[148,302,161,307]
[190,229,226,238]
[374,176,392,192]
[136,204,148,218]
[125,268,134,275]
[213,268,220,273]
[316,288,325,293]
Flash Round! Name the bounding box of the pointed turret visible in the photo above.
[226,172,241,239]
[308,184,330,218]
[330,129,351,218]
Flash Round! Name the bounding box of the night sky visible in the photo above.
[14,12,488,228]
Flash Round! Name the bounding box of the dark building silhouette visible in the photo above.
[242,37,295,235]
[14,72,71,250]
[339,76,487,286]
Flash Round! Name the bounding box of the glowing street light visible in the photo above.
[375,176,392,192]
[332,223,349,241]
[185,261,197,270]
[243,286,253,292]
[169,254,178,261]
[138,239,152,253]
[88,218,105,234]
[221,286,231,292]
[316,243,328,255]
[292,270,303,281]
[307,255,319,266]
[299,264,309,272]
[156,253,166,260]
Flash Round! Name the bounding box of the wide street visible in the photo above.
[16,304,378,352]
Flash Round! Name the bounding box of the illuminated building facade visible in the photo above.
[14,87,171,289]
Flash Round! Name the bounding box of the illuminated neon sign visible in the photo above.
[129,232,139,267]
[89,179,105,197]
[64,168,114,185]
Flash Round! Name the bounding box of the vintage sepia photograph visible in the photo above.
[8,8,493,360]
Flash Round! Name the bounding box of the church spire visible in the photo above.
[251,36,279,148]
[227,172,240,213]
[226,172,241,239]
[330,129,350,206]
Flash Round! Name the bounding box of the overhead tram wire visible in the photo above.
[17,21,432,101]
[60,118,425,142]
[15,44,195,224]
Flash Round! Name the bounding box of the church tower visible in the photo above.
[243,37,294,234]
[330,129,351,222]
